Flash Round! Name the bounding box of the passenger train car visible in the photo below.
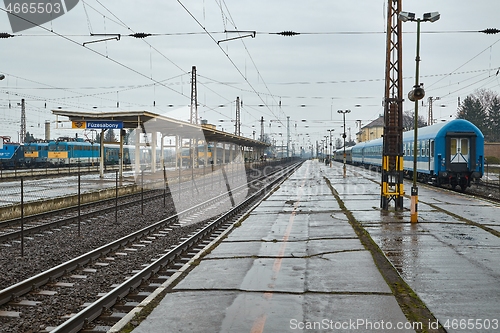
[179,144,239,166]
[335,119,484,191]
[42,139,175,167]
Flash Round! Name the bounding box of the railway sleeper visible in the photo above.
[79,325,112,333]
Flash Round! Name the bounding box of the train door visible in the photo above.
[448,137,470,172]
[429,140,434,174]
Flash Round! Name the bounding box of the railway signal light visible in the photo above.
[408,84,425,102]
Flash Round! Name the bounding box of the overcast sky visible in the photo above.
[1,0,500,149]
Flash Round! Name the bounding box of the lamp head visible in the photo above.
[398,11,415,22]
[423,12,440,22]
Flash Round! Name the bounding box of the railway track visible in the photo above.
[0,189,166,243]
[0,160,303,332]
[0,162,275,243]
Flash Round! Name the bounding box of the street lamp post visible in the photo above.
[322,139,326,162]
[324,135,329,164]
[338,110,351,177]
[327,129,334,167]
[399,11,440,223]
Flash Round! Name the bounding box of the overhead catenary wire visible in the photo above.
[1,2,499,142]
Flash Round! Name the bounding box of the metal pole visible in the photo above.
[163,165,167,208]
[141,168,144,215]
[115,170,118,223]
[343,121,346,178]
[287,116,290,158]
[411,19,421,223]
[78,172,81,237]
[329,130,333,167]
[20,177,24,257]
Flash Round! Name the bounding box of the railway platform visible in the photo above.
[112,160,500,333]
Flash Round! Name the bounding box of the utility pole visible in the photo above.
[260,116,264,141]
[380,0,404,210]
[20,98,26,143]
[235,97,241,136]
[287,116,290,158]
[189,66,198,125]
[427,96,439,125]
[189,66,198,169]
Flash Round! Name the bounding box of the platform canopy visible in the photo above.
[51,110,269,148]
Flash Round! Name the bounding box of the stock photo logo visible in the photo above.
[128,115,249,227]
[4,0,79,33]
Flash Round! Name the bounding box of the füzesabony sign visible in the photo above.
[86,121,123,129]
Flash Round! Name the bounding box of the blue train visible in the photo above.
[334,119,484,191]
[0,136,24,169]
[0,137,177,169]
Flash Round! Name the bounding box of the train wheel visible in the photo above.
[458,178,468,192]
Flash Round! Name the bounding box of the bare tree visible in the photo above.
[403,110,427,131]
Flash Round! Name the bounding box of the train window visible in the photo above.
[450,139,457,155]
[430,141,434,157]
[461,139,469,155]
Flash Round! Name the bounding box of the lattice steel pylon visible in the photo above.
[20,98,26,143]
[235,97,241,136]
[381,0,404,210]
[189,66,198,125]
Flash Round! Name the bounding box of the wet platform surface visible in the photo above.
[123,160,500,333]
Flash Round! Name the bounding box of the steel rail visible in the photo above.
[0,188,163,243]
[50,161,302,333]
[0,161,302,308]
[0,164,265,242]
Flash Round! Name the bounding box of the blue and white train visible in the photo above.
[0,136,23,169]
[334,119,484,191]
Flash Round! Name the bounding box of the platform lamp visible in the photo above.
[399,11,440,223]
[338,109,351,177]
[327,129,334,167]
[324,135,329,163]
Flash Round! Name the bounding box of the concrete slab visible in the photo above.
[174,258,255,290]
[205,240,307,259]
[128,161,449,333]
[306,251,392,294]
[303,294,416,333]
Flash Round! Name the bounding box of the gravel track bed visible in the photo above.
[468,181,500,201]
[0,196,184,331]
[0,164,281,333]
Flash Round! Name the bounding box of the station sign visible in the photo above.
[72,120,123,129]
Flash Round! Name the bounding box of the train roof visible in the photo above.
[403,119,483,140]
[48,140,91,146]
[355,119,483,149]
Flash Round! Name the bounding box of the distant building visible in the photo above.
[356,115,384,142]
